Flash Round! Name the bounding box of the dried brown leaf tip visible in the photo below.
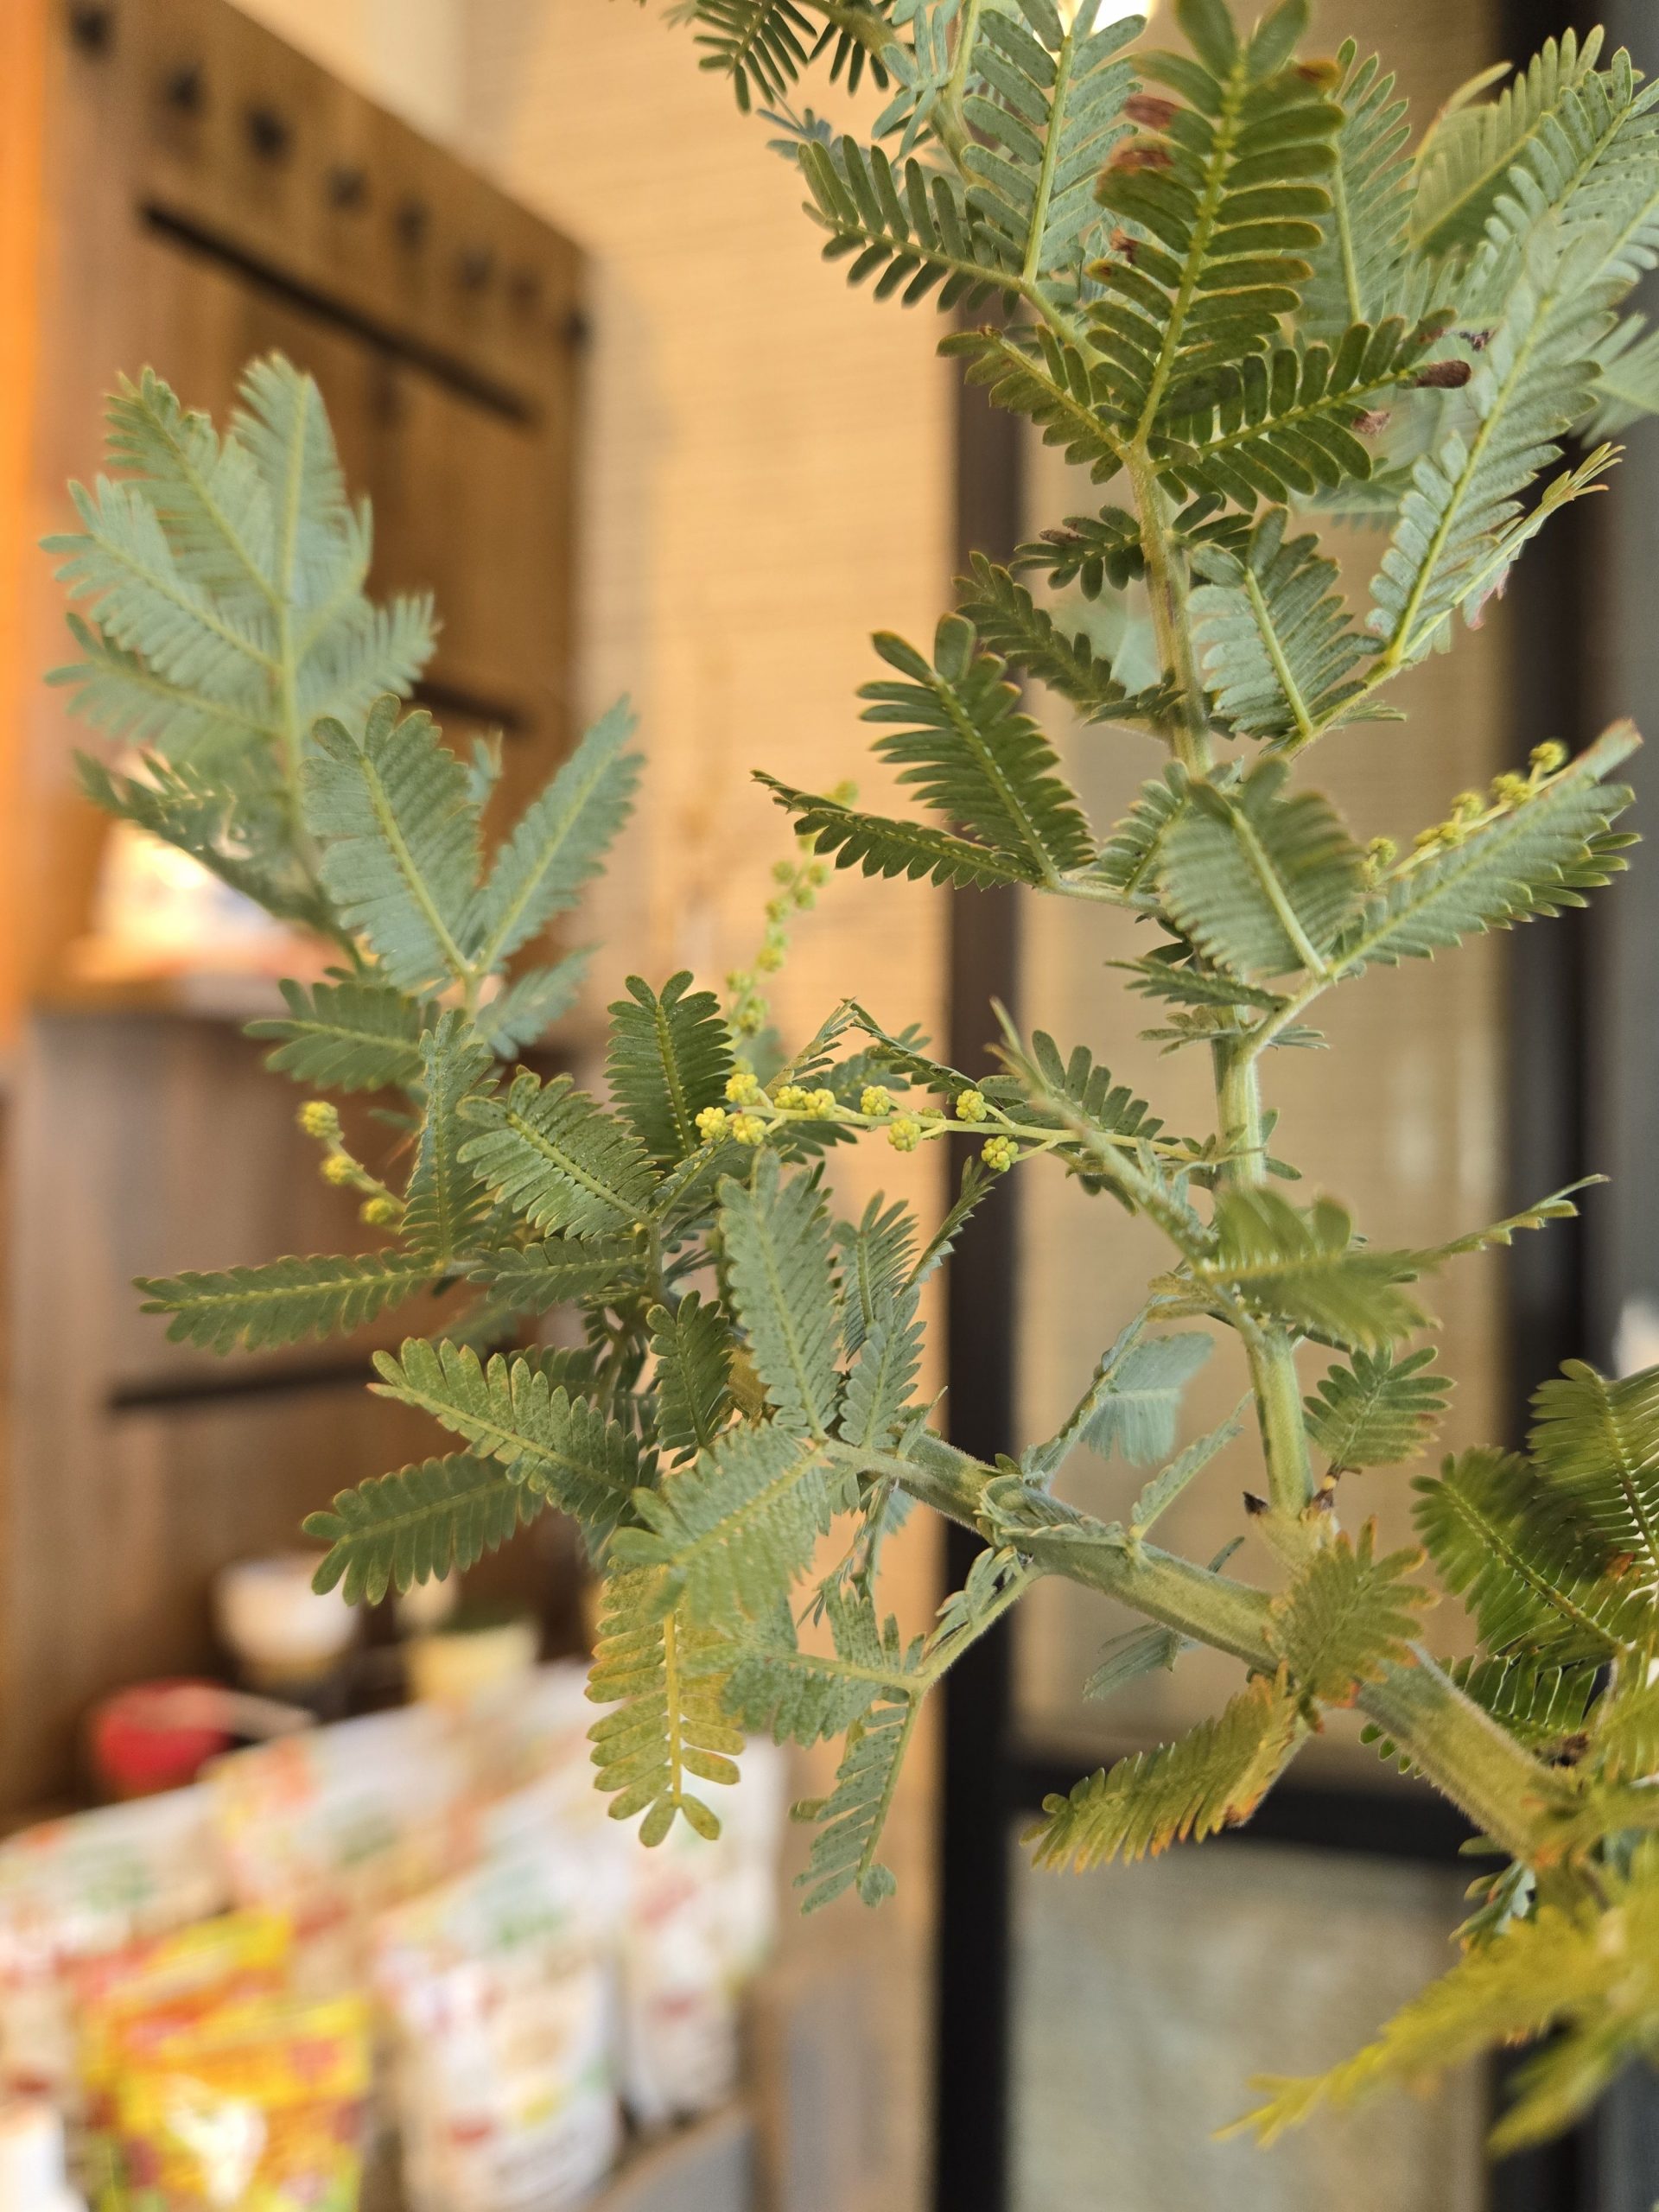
[1413,360,1474,389]
[1123,92,1179,129]
[1295,57,1343,87]
[1109,142,1174,173]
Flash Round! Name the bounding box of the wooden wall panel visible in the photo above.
[0,0,585,1809]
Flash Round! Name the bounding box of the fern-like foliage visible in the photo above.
[1412,1447,1630,1657]
[1302,43,1414,334]
[835,1192,918,1355]
[458,1071,658,1238]
[1529,1360,1659,1587]
[48,359,433,785]
[371,1338,645,1551]
[1190,510,1376,743]
[1236,1841,1659,2157]
[650,1294,736,1462]
[858,618,1095,882]
[1410,31,1605,259]
[611,1421,832,1627]
[1031,1675,1303,1872]
[138,1249,435,1355]
[839,1287,923,1450]
[306,699,482,994]
[468,701,643,972]
[247,976,429,1093]
[728,1584,916,1745]
[1332,727,1637,972]
[1189,1188,1427,1351]
[961,1,1139,289]
[1090,7,1341,445]
[718,1152,844,1438]
[1267,1523,1431,1707]
[607,972,734,1166]
[1304,1346,1449,1471]
[403,1013,494,1263]
[304,1453,537,1605]
[795,1688,918,1910]
[66,1,1659,2156]
[1160,761,1363,977]
[587,1574,744,1844]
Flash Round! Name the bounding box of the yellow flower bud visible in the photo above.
[1491,772,1529,806]
[772,859,797,883]
[359,1196,399,1226]
[725,1069,762,1107]
[321,1153,355,1186]
[731,1113,767,1147]
[955,1089,988,1123]
[1529,740,1568,775]
[696,1105,730,1141]
[887,1116,923,1153]
[807,1089,838,1120]
[772,1084,809,1111]
[982,1135,1018,1173]
[861,1084,893,1118]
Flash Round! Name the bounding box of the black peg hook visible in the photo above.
[162,62,204,113]
[245,105,292,161]
[67,4,113,54]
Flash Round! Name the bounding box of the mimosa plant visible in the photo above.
[49,0,1659,2151]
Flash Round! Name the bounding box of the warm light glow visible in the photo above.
[1056,0,1154,29]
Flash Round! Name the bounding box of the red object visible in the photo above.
[88,1678,234,1798]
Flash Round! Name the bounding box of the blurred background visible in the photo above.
[0,1,1654,2209]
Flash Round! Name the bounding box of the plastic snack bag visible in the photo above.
[114,1995,369,2212]
[206,1705,472,1993]
[77,1910,291,2197]
[0,1791,226,2105]
[373,1802,625,2212]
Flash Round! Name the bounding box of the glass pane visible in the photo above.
[1009,0,1512,1753]
[1010,1838,1484,2212]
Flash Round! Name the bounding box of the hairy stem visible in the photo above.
[1215,1038,1316,1517]
[1125,448,1211,769]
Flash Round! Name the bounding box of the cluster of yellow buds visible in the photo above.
[696,1105,730,1142]
[982,1135,1018,1173]
[860,1084,893,1118]
[887,1115,923,1153]
[1361,836,1397,886]
[730,1113,768,1146]
[300,1099,400,1219]
[726,1067,765,1108]
[954,1089,988,1123]
[1411,740,1571,861]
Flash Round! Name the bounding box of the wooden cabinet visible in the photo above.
[0,0,584,1805]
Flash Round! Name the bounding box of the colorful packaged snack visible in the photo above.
[0,1791,226,2106]
[114,1995,369,2212]
[372,1799,626,2212]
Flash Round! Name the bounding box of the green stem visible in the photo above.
[1215,1033,1316,1521]
[1357,1656,1577,1864]
[933,0,982,169]
[1126,448,1211,769]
